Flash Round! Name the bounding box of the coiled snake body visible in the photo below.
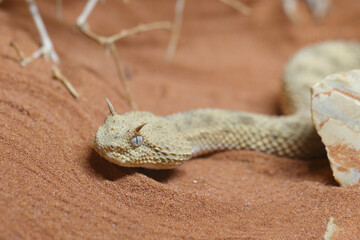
[93,41,360,169]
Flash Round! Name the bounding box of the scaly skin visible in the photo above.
[92,41,360,169]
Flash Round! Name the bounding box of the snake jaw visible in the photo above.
[93,111,192,169]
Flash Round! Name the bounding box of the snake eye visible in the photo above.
[130,135,143,147]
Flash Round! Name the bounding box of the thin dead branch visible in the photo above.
[76,0,176,110]
[108,43,136,110]
[219,0,251,15]
[77,20,172,110]
[79,21,172,46]
[52,66,80,99]
[56,0,62,20]
[9,41,26,65]
[283,0,331,23]
[165,0,185,61]
[305,0,330,20]
[283,0,298,23]
[23,0,59,65]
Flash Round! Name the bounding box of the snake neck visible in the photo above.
[165,41,360,160]
[166,109,325,159]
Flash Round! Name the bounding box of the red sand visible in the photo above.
[1,0,360,239]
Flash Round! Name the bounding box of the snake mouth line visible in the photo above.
[92,139,124,159]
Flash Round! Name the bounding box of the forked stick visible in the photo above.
[21,0,59,66]
[10,2,79,100]
[76,0,177,110]
[78,22,172,45]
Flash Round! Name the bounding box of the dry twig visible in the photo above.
[79,22,172,46]
[9,41,26,65]
[77,21,172,110]
[56,0,62,20]
[305,0,330,19]
[76,0,177,110]
[52,66,80,99]
[283,0,331,23]
[165,0,185,61]
[108,43,136,110]
[219,0,251,15]
[22,0,59,66]
[283,0,298,23]
[10,42,78,100]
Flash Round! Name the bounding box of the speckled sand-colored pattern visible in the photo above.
[93,41,360,169]
[4,1,360,239]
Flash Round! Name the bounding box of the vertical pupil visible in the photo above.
[131,135,143,147]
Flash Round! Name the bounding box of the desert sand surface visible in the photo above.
[1,0,360,239]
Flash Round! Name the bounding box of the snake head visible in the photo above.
[92,101,192,169]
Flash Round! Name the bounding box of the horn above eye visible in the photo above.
[135,123,147,132]
[106,98,116,116]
